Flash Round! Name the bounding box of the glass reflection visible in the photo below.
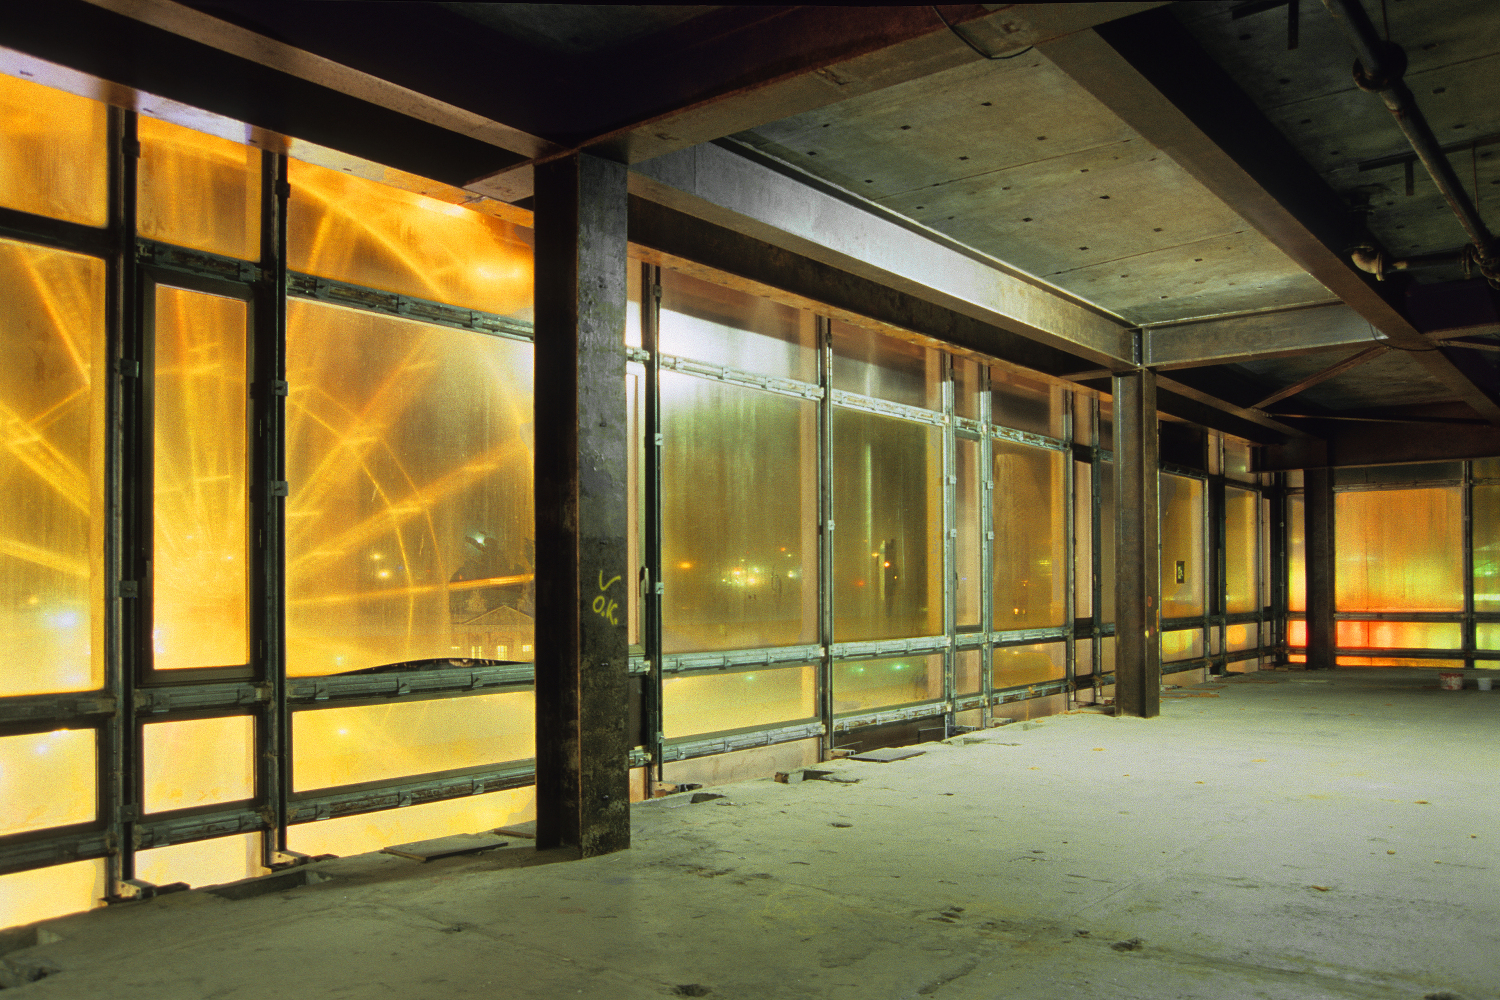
[0,859,106,931]
[662,373,816,652]
[285,302,534,676]
[832,321,941,409]
[0,239,105,696]
[955,649,982,694]
[138,116,260,260]
[0,73,106,227]
[992,368,1064,437]
[289,786,534,860]
[993,442,1066,630]
[659,269,816,381]
[833,654,943,713]
[832,410,942,641]
[1336,488,1462,612]
[991,642,1065,690]
[0,729,94,837]
[663,666,817,739]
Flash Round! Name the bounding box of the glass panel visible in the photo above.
[992,441,1066,630]
[1099,397,1113,453]
[0,729,94,836]
[1474,485,1500,611]
[625,262,642,348]
[955,438,981,628]
[833,654,943,713]
[1075,639,1094,677]
[832,321,941,410]
[1226,623,1256,652]
[1074,461,1092,619]
[0,74,107,226]
[0,239,105,696]
[991,642,1065,690]
[1336,656,1463,668]
[1100,635,1115,674]
[138,116,260,260]
[285,301,534,676]
[1225,437,1253,482]
[288,157,533,319]
[289,785,534,859]
[1073,392,1092,446]
[991,368,1063,438]
[1288,617,1306,648]
[663,665,816,739]
[1335,488,1462,612]
[152,286,249,670]
[1474,457,1500,480]
[1160,474,1205,619]
[832,410,942,642]
[1336,462,1461,487]
[1206,431,1222,475]
[658,269,816,381]
[662,374,817,652]
[135,833,265,890]
[955,649,982,693]
[1225,486,1258,614]
[1162,629,1203,661]
[627,364,644,647]
[1101,460,1115,622]
[1261,496,1271,610]
[142,715,255,814]
[953,356,981,420]
[1335,620,1461,650]
[1288,494,1306,612]
[292,691,533,792]
[1287,469,1305,488]
[0,859,106,930]
[1475,622,1500,652]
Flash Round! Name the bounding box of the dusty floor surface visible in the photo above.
[3,668,1497,999]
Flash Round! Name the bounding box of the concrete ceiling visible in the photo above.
[435,4,718,56]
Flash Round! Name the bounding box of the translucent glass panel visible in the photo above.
[662,665,817,739]
[1335,488,1462,612]
[953,356,981,419]
[1225,437,1253,482]
[992,368,1064,438]
[1261,496,1272,610]
[289,785,533,860]
[1161,629,1203,662]
[288,158,532,319]
[992,642,1064,690]
[992,442,1066,630]
[832,410,941,641]
[0,240,105,695]
[832,321,941,409]
[1337,656,1462,668]
[1289,494,1306,612]
[1076,639,1094,677]
[1476,622,1500,650]
[0,74,107,226]
[152,287,249,671]
[1225,486,1258,614]
[1475,457,1500,480]
[138,116,259,260]
[661,374,816,652]
[955,438,981,628]
[659,269,816,381]
[1473,485,1500,611]
[1073,393,1093,446]
[285,301,534,676]
[627,364,645,647]
[135,833,264,890]
[1226,623,1256,652]
[143,715,255,814]
[1160,474,1204,619]
[0,859,106,930]
[1100,461,1115,623]
[1074,460,1092,619]
[293,691,532,792]
[1335,621,1461,650]
[955,649,982,694]
[0,729,94,836]
[833,654,943,713]
[625,262,642,348]
[1288,617,1306,648]
[1099,397,1113,453]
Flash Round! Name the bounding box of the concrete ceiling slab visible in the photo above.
[1288,346,1455,409]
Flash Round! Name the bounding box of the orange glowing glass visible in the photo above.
[0,238,106,697]
[1335,488,1461,612]
[142,715,255,814]
[288,786,534,859]
[991,642,1066,690]
[288,158,532,318]
[833,655,943,713]
[1472,485,1500,611]
[0,859,106,931]
[1225,486,1258,613]
[993,441,1067,630]
[1160,474,1204,618]
[0,73,107,227]
[1288,495,1306,612]
[152,286,249,670]
[0,729,95,837]
[663,666,817,739]
[1334,620,1460,651]
[134,833,265,890]
[138,116,261,260]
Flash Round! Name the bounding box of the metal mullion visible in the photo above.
[1063,390,1075,703]
[1464,460,1475,669]
[1210,471,1225,674]
[1090,396,1104,703]
[817,316,835,757]
[643,264,664,781]
[978,365,994,727]
[940,353,956,733]
[263,151,291,864]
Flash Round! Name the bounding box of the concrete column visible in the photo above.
[1304,467,1336,671]
[533,153,630,856]
[1113,368,1160,718]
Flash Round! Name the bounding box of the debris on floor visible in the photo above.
[847,747,925,763]
[383,833,507,862]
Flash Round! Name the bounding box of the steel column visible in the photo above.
[532,153,630,856]
[1113,368,1160,718]
[1304,467,1336,671]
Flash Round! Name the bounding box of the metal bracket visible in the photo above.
[116,580,139,599]
[269,481,289,497]
[116,358,141,378]
[271,380,289,396]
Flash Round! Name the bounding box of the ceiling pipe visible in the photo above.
[1321,0,1499,287]
[1351,244,1482,279]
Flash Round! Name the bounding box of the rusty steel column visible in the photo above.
[1304,467,1336,671]
[533,153,631,856]
[1113,368,1161,718]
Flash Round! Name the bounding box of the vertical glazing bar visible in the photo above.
[1090,397,1103,700]
[1113,368,1160,718]
[1304,468,1336,671]
[1062,391,1076,702]
[978,366,993,727]
[643,264,665,781]
[817,316,835,754]
[533,153,630,856]
[1210,472,1225,674]
[940,353,956,733]
[1463,460,1475,669]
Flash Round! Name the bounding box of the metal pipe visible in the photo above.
[1321,0,1496,278]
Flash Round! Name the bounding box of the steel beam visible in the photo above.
[1303,468,1336,671]
[1260,419,1500,469]
[630,142,1133,367]
[1251,345,1389,410]
[1113,369,1161,718]
[1043,15,1500,424]
[533,153,631,857]
[1145,303,1384,369]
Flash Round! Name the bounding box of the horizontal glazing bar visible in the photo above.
[831,388,948,426]
[1334,647,1466,658]
[135,683,265,716]
[287,762,536,824]
[286,272,534,342]
[832,700,946,732]
[629,656,649,676]
[287,664,534,704]
[0,693,115,727]
[137,238,261,284]
[625,346,651,363]
[1225,649,1265,663]
[1335,481,1464,493]
[659,722,823,763]
[831,635,949,660]
[0,205,113,257]
[992,678,1069,703]
[135,808,265,852]
[1160,464,1208,481]
[1163,659,1211,674]
[991,626,1070,646]
[992,424,1068,452]
[662,644,824,674]
[0,831,110,879]
[1332,612,1465,622]
[660,353,821,401]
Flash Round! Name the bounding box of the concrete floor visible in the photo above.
[4,668,1497,999]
